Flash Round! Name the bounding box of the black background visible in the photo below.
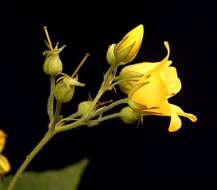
[1,0,217,189]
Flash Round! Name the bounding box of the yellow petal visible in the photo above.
[118,63,153,94]
[118,41,171,94]
[168,110,182,132]
[0,130,6,153]
[131,72,168,108]
[0,154,10,175]
[141,99,171,115]
[140,101,182,132]
[140,41,171,80]
[160,66,182,97]
[170,104,197,122]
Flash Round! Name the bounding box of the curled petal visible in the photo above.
[168,111,182,132]
[170,104,197,122]
[140,41,171,80]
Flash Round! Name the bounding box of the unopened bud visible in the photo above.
[77,101,94,115]
[106,44,117,65]
[119,106,140,124]
[43,45,65,76]
[54,76,85,103]
[115,25,144,65]
[0,130,6,153]
[0,155,10,175]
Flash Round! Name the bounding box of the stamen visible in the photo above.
[43,26,53,50]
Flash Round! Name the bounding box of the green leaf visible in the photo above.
[0,159,89,190]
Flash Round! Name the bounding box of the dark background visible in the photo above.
[1,0,217,189]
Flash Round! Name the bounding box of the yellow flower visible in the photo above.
[106,24,144,65]
[119,41,197,132]
[0,130,10,175]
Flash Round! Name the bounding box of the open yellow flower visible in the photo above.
[0,130,11,175]
[119,41,197,132]
[106,24,144,65]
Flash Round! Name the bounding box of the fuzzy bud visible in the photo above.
[43,45,65,76]
[54,77,85,103]
[77,101,94,115]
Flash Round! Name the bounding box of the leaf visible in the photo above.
[0,159,89,190]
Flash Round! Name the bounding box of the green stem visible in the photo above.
[86,64,117,116]
[97,113,120,122]
[6,129,55,190]
[55,118,86,133]
[93,98,128,117]
[52,101,62,125]
[87,113,120,127]
[47,76,55,121]
[56,98,127,132]
[56,112,81,128]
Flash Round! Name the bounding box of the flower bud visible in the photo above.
[115,24,144,64]
[0,130,6,153]
[106,44,117,65]
[119,106,140,124]
[77,101,94,115]
[54,77,85,103]
[0,155,10,175]
[43,45,65,76]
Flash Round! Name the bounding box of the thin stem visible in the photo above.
[90,113,120,126]
[93,98,128,118]
[53,101,62,124]
[86,64,117,116]
[55,98,128,132]
[55,118,86,133]
[71,53,90,78]
[56,112,81,127]
[6,130,55,190]
[47,76,55,121]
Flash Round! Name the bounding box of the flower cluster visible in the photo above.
[0,130,10,175]
[107,24,197,132]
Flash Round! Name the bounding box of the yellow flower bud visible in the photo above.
[106,44,117,65]
[119,106,140,124]
[0,130,10,175]
[0,130,6,153]
[77,101,94,115]
[54,76,85,103]
[114,24,144,64]
[0,155,10,175]
[43,45,65,76]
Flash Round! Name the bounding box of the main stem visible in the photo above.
[6,129,54,190]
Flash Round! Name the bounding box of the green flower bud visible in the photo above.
[77,101,94,115]
[106,44,117,65]
[119,106,140,124]
[54,76,85,103]
[43,45,65,76]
